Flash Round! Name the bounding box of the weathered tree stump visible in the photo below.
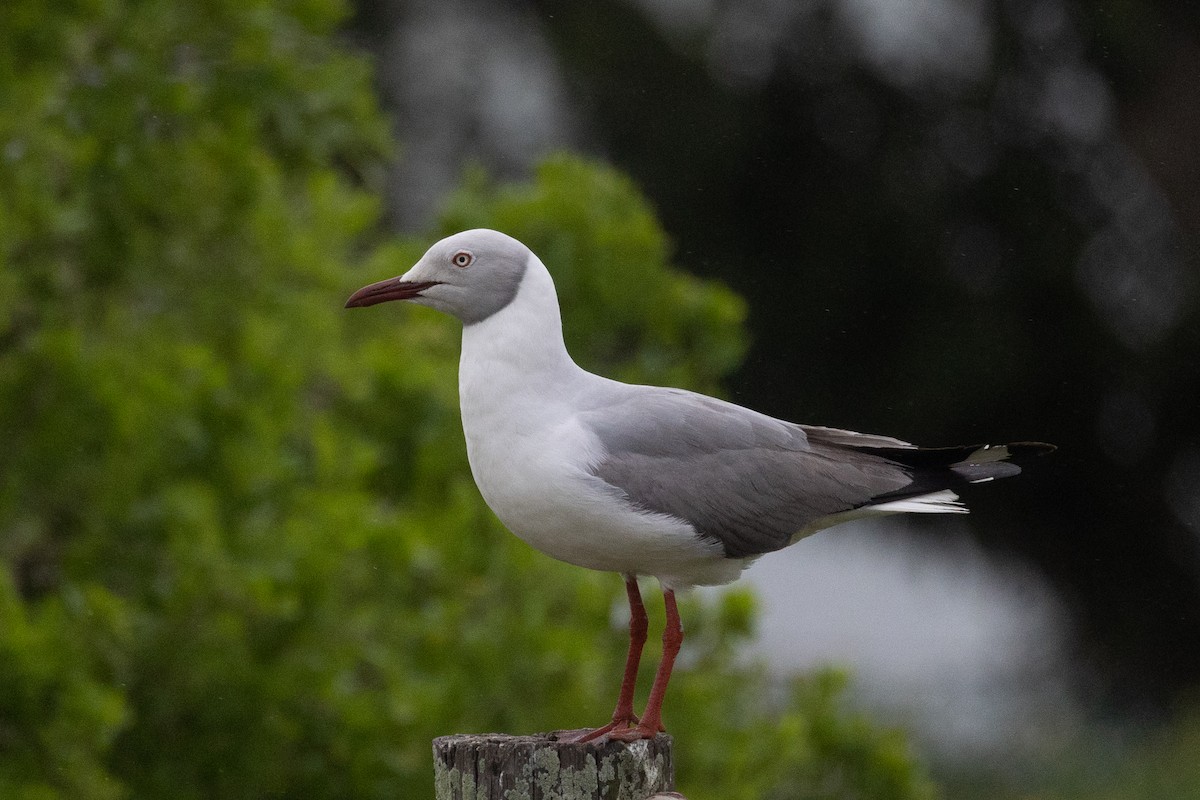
[433,731,675,800]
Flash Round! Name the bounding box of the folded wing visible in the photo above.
[582,387,1050,559]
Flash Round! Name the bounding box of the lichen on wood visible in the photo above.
[432,731,675,800]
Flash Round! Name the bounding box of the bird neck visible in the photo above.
[459,256,581,400]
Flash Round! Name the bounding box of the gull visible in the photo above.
[345,229,1052,742]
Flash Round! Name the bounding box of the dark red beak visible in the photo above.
[344,278,440,309]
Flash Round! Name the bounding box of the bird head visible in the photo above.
[344,228,531,325]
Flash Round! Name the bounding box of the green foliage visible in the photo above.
[0,1,933,798]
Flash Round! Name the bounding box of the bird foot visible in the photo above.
[563,714,643,743]
[603,722,662,742]
[564,715,665,743]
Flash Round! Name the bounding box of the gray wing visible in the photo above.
[579,387,924,559]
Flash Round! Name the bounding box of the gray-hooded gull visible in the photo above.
[345,228,1053,742]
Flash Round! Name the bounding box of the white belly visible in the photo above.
[460,403,738,587]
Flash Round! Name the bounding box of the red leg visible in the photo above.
[608,587,682,741]
[611,576,649,723]
[572,575,648,743]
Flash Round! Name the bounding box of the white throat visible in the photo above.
[458,255,584,427]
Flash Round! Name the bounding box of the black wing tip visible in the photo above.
[951,461,1022,483]
[947,442,1055,485]
[1006,441,1057,457]
[854,440,1056,495]
[854,440,1057,466]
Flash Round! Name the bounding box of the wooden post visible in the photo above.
[433,731,676,800]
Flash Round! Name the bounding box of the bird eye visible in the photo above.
[451,250,474,268]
